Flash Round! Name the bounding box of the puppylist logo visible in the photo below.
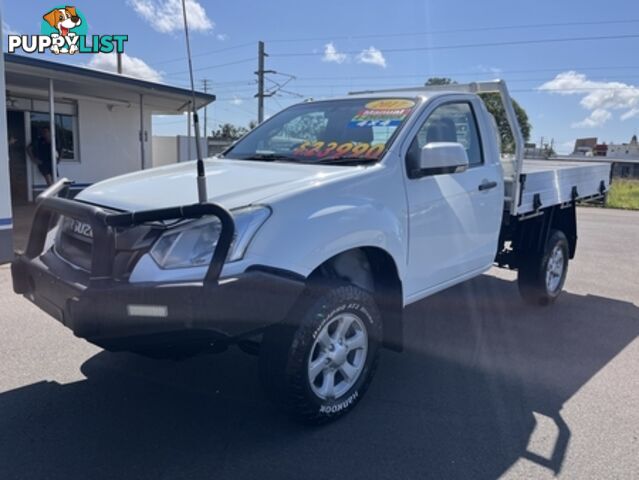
[7,6,128,55]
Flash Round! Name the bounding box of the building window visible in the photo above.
[30,112,79,163]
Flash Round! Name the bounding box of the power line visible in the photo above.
[216,96,255,102]
[154,82,638,128]
[146,41,256,67]
[254,43,297,122]
[209,86,639,102]
[270,33,639,57]
[216,85,639,102]
[265,18,639,44]
[260,66,639,82]
[163,57,256,77]
[276,89,305,98]
[147,18,639,68]
[163,65,639,87]
[159,69,639,98]
[151,21,639,81]
[252,75,639,90]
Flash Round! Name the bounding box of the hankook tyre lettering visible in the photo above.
[259,284,382,424]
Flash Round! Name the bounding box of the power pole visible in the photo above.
[201,78,209,138]
[256,41,266,124]
[255,41,275,123]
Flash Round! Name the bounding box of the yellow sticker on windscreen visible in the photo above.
[365,99,416,110]
[349,99,416,128]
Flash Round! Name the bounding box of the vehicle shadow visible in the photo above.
[0,274,637,480]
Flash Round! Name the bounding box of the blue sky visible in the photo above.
[3,0,639,153]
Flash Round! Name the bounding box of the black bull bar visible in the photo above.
[14,178,235,290]
[10,179,306,354]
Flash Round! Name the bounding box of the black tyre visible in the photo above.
[259,283,382,424]
[518,229,569,306]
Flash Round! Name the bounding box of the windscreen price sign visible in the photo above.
[7,6,128,55]
[348,99,416,128]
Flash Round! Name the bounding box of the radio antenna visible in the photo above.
[181,0,207,203]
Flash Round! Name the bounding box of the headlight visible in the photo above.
[150,206,270,269]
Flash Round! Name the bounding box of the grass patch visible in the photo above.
[606,179,639,210]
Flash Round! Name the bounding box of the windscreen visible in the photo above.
[223,97,418,164]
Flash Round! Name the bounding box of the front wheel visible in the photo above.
[518,229,569,306]
[259,283,382,424]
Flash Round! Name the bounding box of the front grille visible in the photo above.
[53,215,162,279]
[55,224,93,271]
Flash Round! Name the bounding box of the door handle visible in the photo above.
[478,180,498,191]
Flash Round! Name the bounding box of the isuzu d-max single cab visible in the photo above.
[12,81,610,422]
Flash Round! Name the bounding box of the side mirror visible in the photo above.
[414,142,469,178]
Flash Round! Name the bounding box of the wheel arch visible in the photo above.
[505,204,578,268]
[551,205,577,258]
[308,246,404,352]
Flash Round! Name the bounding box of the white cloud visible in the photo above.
[87,52,163,83]
[128,0,214,33]
[539,71,639,128]
[571,109,611,128]
[620,108,639,121]
[322,42,348,64]
[357,46,387,68]
[216,33,229,41]
[231,96,243,105]
[321,43,387,68]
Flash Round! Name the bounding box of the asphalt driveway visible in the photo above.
[0,207,637,479]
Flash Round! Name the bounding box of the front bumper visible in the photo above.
[12,255,304,353]
[11,179,305,355]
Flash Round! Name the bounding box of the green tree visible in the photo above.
[211,122,254,140]
[424,77,531,153]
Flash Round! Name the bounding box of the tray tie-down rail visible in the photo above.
[19,178,235,289]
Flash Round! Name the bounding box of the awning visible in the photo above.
[4,53,215,114]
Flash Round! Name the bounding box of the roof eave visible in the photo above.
[3,53,216,107]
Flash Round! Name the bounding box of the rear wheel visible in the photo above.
[259,283,382,424]
[518,229,569,306]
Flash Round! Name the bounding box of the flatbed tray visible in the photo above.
[508,160,610,215]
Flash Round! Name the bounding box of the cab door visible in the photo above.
[402,97,502,300]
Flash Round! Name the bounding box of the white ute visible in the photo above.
[12,81,611,423]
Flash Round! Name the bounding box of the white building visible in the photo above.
[0,53,214,263]
[607,135,639,159]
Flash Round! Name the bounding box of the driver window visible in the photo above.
[406,102,483,172]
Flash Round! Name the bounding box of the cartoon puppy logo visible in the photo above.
[42,6,82,54]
